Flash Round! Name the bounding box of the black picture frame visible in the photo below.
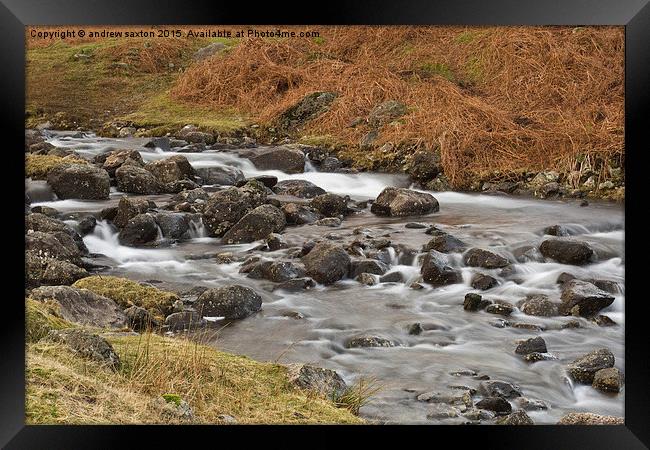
[2,1,648,448]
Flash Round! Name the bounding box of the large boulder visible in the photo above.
[113,196,151,228]
[153,212,190,240]
[25,231,80,263]
[370,187,439,217]
[420,251,461,287]
[201,181,267,236]
[118,213,159,246]
[145,155,195,184]
[221,204,286,244]
[25,251,88,288]
[309,193,348,217]
[101,149,144,176]
[30,286,127,329]
[567,348,615,384]
[462,248,510,269]
[302,242,351,284]
[26,213,87,254]
[195,166,245,186]
[272,179,326,198]
[195,285,262,319]
[45,329,120,370]
[539,239,594,265]
[47,164,110,200]
[559,280,615,317]
[248,147,305,173]
[115,164,164,194]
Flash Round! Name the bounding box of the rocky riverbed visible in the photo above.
[25,129,625,424]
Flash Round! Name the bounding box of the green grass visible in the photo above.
[419,62,455,81]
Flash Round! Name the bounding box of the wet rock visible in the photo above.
[588,279,621,294]
[195,166,245,186]
[164,179,200,194]
[302,242,351,284]
[143,136,171,151]
[30,286,127,329]
[118,213,159,246]
[423,233,466,253]
[46,329,120,370]
[100,206,119,221]
[282,203,321,225]
[420,251,462,287]
[102,149,144,176]
[25,231,80,263]
[30,206,59,217]
[567,348,615,384]
[405,222,429,229]
[479,380,522,399]
[463,408,496,421]
[152,212,190,240]
[471,273,499,290]
[173,187,209,204]
[26,253,89,287]
[196,285,262,319]
[556,272,577,285]
[346,336,396,348]
[319,157,343,172]
[523,352,557,363]
[463,293,490,312]
[463,248,510,269]
[273,179,326,198]
[77,216,97,235]
[124,305,159,331]
[593,315,617,327]
[517,294,558,317]
[485,302,514,316]
[239,175,278,189]
[286,363,347,397]
[355,273,377,286]
[559,279,615,317]
[408,323,423,335]
[349,259,390,278]
[515,397,548,411]
[266,233,287,251]
[543,224,571,236]
[557,412,623,425]
[314,217,342,227]
[273,277,316,292]
[115,164,164,194]
[248,147,306,174]
[592,367,623,393]
[47,164,110,200]
[371,187,439,217]
[515,337,547,355]
[145,155,194,184]
[164,310,206,331]
[475,397,511,416]
[113,197,150,228]
[512,245,544,263]
[496,410,534,425]
[26,213,87,254]
[202,181,267,236]
[248,260,306,283]
[539,239,594,265]
[426,404,462,419]
[222,204,286,244]
[309,193,347,217]
[380,272,404,283]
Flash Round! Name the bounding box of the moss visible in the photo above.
[162,393,182,406]
[418,62,455,82]
[26,299,73,343]
[25,154,88,180]
[298,134,342,149]
[72,276,178,321]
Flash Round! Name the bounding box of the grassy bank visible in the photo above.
[25,300,363,424]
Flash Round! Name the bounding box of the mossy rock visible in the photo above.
[72,276,178,321]
[26,299,72,343]
[26,154,89,180]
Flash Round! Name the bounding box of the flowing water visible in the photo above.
[28,131,625,424]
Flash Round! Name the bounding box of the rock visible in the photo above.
[515,337,547,355]
[302,242,351,284]
[195,166,245,186]
[25,231,80,263]
[513,245,543,263]
[273,179,326,198]
[46,329,120,369]
[463,293,490,311]
[102,149,144,176]
[406,150,441,183]
[557,412,623,425]
[153,212,190,240]
[368,100,407,127]
[173,188,209,204]
[556,272,577,285]
[282,203,321,225]
[30,286,127,329]
[145,155,194,184]
[371,187,439,217]
[26,213,87,254]
[309,193,347,217]
[559,279,615,317]
[475,397,512,416]
[517,294,558,317]
[426,404,461,420]
[588,279,621,294]
[286,363,347,397]
[592,367,623,393]
[346,336,396,348]
[222,204,286,244]
[164,310,206,331]
[26,254,89,287]
[539,239,594,265]
[479,380,522,399]
[355,273,377,286]
[543,224,571,236]
[112,197,150,229]
[124,305,159,331]
[77,216,97,235]
[164,179,200,194]
[273,277,316,292]
[193,41,227,60]
[157,395,194,422]
[196,285,262,319]
[248,147,305,173]
[408,323,423,335]
[115,164,163,194]
[319,157,342,172]
[275,92,336,132]
[30,206,59,217]
[593,315,617,327]
[201,181,267,236]
[405,222,428,229]
[423,233,466,253]
[515,397,548,411]
[380,272,404,283]
[118,214,159,246]
[463,408,496,421]
[485,303,514,316]
[247,260,305,283]
[471,273,499,290]
[47,164,110,200]
[238,175,278,188]
[266,233,287,251]
[313,217,341,227]
[496,410,534,425]
[143,137,171,151]
[349,259,389,278]
[420,251,461,287]
[567,348,615,384]
[463,248,510,269]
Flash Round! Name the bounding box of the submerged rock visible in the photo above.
[371,187,439,217]
[196,285,262,319]
[346,336,396,348]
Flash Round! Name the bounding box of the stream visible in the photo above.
[27,131,625,424]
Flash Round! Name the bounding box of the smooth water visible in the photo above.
[29,132,625,424]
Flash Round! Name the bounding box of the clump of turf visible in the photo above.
[26,298,72,343]
[72,276,178,321]
[25,154,88,180]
